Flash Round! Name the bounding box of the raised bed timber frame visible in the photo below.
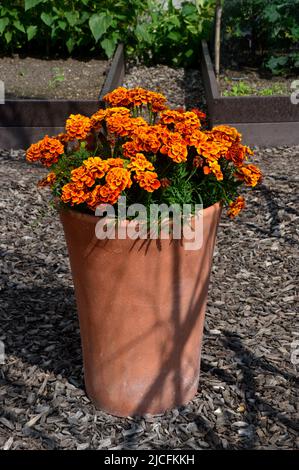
[200,41,299,147]
[0,43,125,149]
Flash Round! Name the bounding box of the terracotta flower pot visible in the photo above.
[60,202,222,416]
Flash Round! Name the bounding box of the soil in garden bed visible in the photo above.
[219,68,295,97]
[0,56,108,100]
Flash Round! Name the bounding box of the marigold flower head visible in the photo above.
[66,114,92,140]
[235,164,263,187]
[127,153,155,172]
[190,108,206,121]
[106,115,134,137]
[207,159,223,181]
[61,183,89,206]
[88,184,121,210]
[225,142,252,166]
[160,132,188,163]
[106,158,124,168]
[159,110,184,125]
[135,171,161,192]
[196,140,223,160]
[90,109,107,129]
[26,136,64,167]
[103,87,130,107]
[227,196,245,218]
[71,166,95,188]
[106,167,132,191]
[133,128,161,154]
[122,141,139,159]
[83,157,109,179]
[211,125,242,145]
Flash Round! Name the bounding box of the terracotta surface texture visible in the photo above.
[60,202,222,416]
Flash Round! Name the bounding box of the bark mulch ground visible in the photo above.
[0,146,298,450]
[0,65,298,450]
[0,56,108,100]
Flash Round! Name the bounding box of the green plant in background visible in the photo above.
[222,79,288,96]
[223,81,252,96]
[132,0,216,66]
[0,0,216,66]
[222,0,299,75]
[258,83,286,96]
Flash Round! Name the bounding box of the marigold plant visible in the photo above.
[26,87,262,218]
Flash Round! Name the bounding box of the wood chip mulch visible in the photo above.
[0,144,298,450]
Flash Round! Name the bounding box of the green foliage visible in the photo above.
[222,0,299,75]
[131,0,216,66]
[0,0,215,65]
[223,81,252,96]
[222,80,287,96]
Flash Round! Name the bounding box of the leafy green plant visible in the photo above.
[0,0,215,66]
[223,81,253,96]
[222,79,287,96]
[222,0,299,75]
[258,83,286,96]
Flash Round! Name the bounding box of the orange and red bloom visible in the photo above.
[25,86,262,217]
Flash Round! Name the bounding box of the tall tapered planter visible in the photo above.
[60,202,222,417]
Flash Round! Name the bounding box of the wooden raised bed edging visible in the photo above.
[200,40,299,147]
[0,43,125,149]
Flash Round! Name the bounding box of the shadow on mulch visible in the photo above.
[2,283,83,387]
[201,332,299,449]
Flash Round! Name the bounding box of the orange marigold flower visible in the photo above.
[103,87,130,107]
[135,171,161,192]
[122,141,140,159]
[65,114,92,140]
[133,128,161,154]
[129,87,151,106]
[185,129,207,147]
[191,108,206,121]
[88,184,121,210]
[225,142,253,166]
[235,164,263,187]
[160,132,188,163]
[211,125,242,145]
[83,157,109,179]
[26,136,64,167]
[159,110,184,125]
[106,107,131,117]
[127,153,155,172]
[207,159,223,181]
[90,109,107,129]
[106,158,124,168]
[38,172,56,187]
[196,140,223,160]
[71,166,95,188]
[61,183,89,206]
[227,196,245,218]
[106,115,134,137]
[106,167,132,191]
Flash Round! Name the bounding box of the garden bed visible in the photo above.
[0,44,125,149]
[201,41,299,147]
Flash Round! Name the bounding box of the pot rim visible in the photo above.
[59,201,222,225]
